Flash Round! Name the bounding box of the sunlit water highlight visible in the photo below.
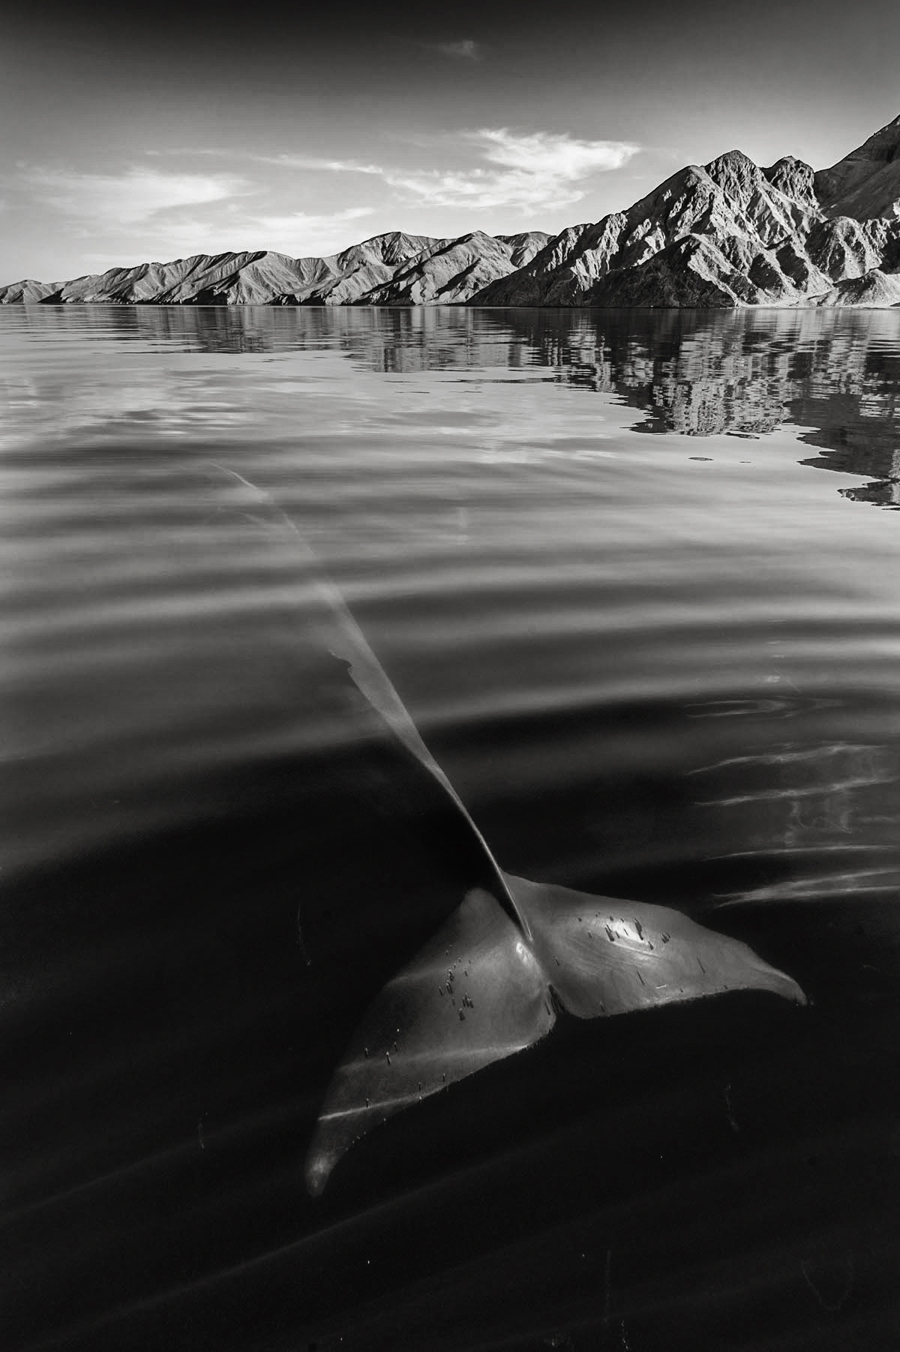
[2,306,898,1351]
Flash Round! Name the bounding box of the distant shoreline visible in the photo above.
[5,114,900,310]
[3,301,899,311]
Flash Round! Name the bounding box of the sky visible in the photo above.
[3,0,900,281]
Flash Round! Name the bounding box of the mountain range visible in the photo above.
[4,115,900,308]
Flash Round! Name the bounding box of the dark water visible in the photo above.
[2,307,899,1351]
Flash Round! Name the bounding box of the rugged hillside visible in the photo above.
[0,230,548,307]
[361,232,550,304]
[472,124,900,308]
[815,114,900,220]
[3,115,900,307]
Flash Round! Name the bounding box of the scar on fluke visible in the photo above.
[210,464,806,1198]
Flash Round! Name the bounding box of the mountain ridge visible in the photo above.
[5,116,900,308]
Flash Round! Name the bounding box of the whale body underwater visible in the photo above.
[217,468,806,1198]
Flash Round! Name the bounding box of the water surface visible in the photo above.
[2,306,898,1351]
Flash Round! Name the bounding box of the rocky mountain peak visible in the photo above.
[4,113,900,310]
[334,231,445,270]
[702,150,771,205]
[763,156,817,203]
[815,115,900,219]
[706,149,757,176]
[472,114,900,311]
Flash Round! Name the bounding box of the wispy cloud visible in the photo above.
[11,124,639,272]
[23,166,246,227]
[13,159,377,260]
[424,39,484,61]
[384,128,639,211]
[240,207,375,255]
[132,130,637,217]
[472,129,637,177]
[253,153,385,175]
[143,147,234,159]
[122,207,376,259]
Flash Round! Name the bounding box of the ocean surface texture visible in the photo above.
[2,306,899,1351]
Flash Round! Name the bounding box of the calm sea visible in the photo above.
[2,306,898,1350]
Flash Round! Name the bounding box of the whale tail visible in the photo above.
[195,464,805,1198]
[304,873,805,1196]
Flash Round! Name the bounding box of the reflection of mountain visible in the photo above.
[332,306,900,503]
[5,116,900,308]
[11,305,898,503]
[490,308,900,501]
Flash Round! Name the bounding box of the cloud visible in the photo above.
[15,158,376,260]
[10,125,640,273]
[140,148,387,176]
[241,207,375,255]
[384,128,639,211]
[253,153,385,175]
[103,206,377,260]
[128,128,636,217]
[23,166,245,226]
[471,129,638,177]
[143,147,232,158]
[425,39,484,61]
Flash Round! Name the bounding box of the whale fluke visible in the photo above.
[304,886,551,1198]
[202,463,806,1197]
[506,874,806,1018]
[304,874,805,1196]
